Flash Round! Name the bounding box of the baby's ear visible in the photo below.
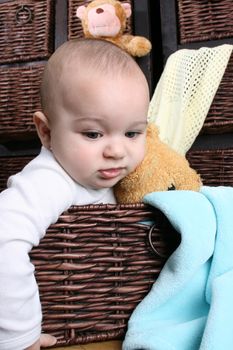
[33,111,51,149]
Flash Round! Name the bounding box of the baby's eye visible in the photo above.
[125,131,140,138]
[82,132,102,139]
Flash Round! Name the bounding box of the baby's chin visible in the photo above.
[87,177,123,190]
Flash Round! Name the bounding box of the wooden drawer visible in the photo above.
[31,203,178,347]
[177,0,233,44]
[0,0,55,64]
[187,148,233,186]
[0,64,44,141]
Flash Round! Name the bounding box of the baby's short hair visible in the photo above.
[40,38,142,115]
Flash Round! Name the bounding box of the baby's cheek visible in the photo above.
[139,145,146,163]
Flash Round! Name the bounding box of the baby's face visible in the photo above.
[49,70,149,189]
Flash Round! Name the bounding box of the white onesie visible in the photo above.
[0,146,116,350]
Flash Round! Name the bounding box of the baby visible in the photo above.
[0,38,149,349]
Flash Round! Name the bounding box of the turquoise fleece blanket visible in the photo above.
[123,186,233,350]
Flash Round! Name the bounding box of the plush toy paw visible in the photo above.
[127,36,152,57]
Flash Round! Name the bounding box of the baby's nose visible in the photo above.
[103,142,125,159]
[96,8,104,14]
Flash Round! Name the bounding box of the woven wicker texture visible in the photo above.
[0,64,44,141]
[177,0,233,44]
[0,156,33,192]
[68,0,133,40]
[187,148,233,186]
[0,0,55,64]
[30,204,178,346]
[202,51,233,134]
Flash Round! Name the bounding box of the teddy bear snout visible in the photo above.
[96,7,104,14]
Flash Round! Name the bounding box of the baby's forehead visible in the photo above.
[44,44,148,101]
[54,60,139,88]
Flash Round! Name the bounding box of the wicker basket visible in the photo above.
[177,0,233,44]
[187,148,233,186]
[30,204,178,346]
[202,51,233,134]
[68,0,133,40]
[0,156,179,346]
[0,0,55,64]
[0,64,44,141]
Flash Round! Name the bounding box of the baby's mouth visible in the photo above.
[99,168,123,179]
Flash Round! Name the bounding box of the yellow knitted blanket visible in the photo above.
[148,44,233,155]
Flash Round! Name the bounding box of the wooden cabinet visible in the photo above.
[2,0,232,190]
[1,0,233,347]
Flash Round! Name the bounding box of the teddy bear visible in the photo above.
[76,0,152,57]
[114,123,202,203]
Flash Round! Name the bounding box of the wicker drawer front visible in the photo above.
[0,0,55,64]
[202,52,233,134]
[31,204,178,346]
[177,0,233,44]
[187,148,233,186]
[68,0,133,40]
[0,64,44,140]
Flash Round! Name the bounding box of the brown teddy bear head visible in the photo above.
[114,124,202,203]
[76,0,131,39]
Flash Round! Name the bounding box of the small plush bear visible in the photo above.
[114,124,202,203]
[76,0,152,57]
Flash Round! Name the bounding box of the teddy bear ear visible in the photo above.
[76,5,86,19]
[121,2,132,18]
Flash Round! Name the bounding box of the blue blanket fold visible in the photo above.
[123,186,233,350]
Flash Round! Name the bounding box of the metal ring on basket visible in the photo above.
[15,5,33,24]
[148,223,167,258]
